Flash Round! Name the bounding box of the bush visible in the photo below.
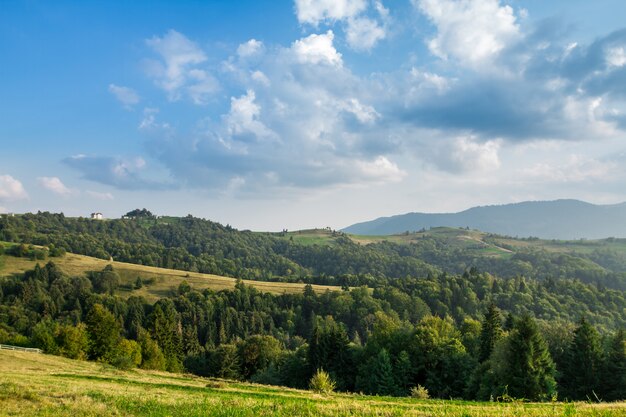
[310,369,336,395]
[410,385,429,399]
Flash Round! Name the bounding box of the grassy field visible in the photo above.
[279,227,626,261]
[0,350,624,417]
[0,248,343,302]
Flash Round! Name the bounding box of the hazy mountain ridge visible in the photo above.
[343,199,626,239]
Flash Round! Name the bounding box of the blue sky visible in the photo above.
[2,0,626,230]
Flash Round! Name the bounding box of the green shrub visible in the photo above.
[310,369,336,395]
[410,385,429,399]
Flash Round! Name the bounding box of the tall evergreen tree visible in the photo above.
[356,349,397,396]
[504,314,556,401]
[479,303,503,362]
[560,317,603,400]
[602,329,626,401]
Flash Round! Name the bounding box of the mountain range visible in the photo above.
[342,199,626,239]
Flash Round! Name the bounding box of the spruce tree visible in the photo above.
[479,303,503,362]
[357,349,397,396]
[505,314,556,401]
[603,329,626,401]
[561,317,603,400]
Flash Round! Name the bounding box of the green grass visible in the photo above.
[1,350,624,416]
[0,245,343,302]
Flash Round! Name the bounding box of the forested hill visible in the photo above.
[2,210,626,291]
[342,199,626,239]
[1,211,626,401]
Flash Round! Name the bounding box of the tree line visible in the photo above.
[0,262,624,401]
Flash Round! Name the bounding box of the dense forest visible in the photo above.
[0,211,625,401]
[1,211,626,291]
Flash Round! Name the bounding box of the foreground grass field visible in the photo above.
[0,350,624,417]
[0,247,342,301]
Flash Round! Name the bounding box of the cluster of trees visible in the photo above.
[2,212,625,290]
[0,262,624,401]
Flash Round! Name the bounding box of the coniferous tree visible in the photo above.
[149,301,183,372]
[356,349,397,396]
[504,314,556,401]
[479,303,503,362]
[602,329,626,401]
[560,317,603,400]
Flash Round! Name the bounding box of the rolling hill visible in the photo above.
[2,349,624,416]
[342,199,626,239]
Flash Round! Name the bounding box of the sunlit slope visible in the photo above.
[0,249,342,301]
[1,350,624,417]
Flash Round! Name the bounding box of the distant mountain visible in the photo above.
[342,200,626,239]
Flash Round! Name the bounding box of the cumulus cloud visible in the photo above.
[0,175,27,201]
[415,0,521,68]
[237,39,264,58]
[64,155,172,190]
[295,0,367,24]
[292,31,343,66]
[145,30,218,103]
[37,177,73,196]
[108,84,140,108]
[88,22,626,199]
[224,90,276,140]
[345,16,386,51]
[295,0,387,51]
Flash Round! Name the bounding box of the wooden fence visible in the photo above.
[0,344,42,353]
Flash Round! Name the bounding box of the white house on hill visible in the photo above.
[91,212,103,220]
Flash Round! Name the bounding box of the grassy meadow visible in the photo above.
[1,350,625,417]
[0,245,342,302]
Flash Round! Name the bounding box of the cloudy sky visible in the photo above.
[2,0,626,230]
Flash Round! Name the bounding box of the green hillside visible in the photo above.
[0,243,343,302]
[1,350,624,417]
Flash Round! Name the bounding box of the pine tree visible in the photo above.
[560,317,603,400]
[479,303,503,362]
[393,350,413,395]
[505,314,556,401]
[356,349,397,396]
[603,329,626,401]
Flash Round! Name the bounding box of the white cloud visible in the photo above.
[409,68,452,95]
[0,206,7,214]
[356,156,405,183]
[145,30,217,103]
[295,0,367,25]
[237,39,264,58]
[86,190,115,200]
[108,84,140,108]
[520,155,615,183]
[0,175,28,201]
[606,46,626,68]
[251,70,270,86]
[345,17,386,51]
[338,98,379,123]
[139,107,170,131]
[450,137,501,172]
[415,0,521,67]
[292,31,342,66]
[37,177,73,196]
[186,69,219,104]
[295,0,387,51]
[225,90,276,140]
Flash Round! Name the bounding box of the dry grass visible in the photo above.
[0,251,342,301]
[0,350,624,416]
